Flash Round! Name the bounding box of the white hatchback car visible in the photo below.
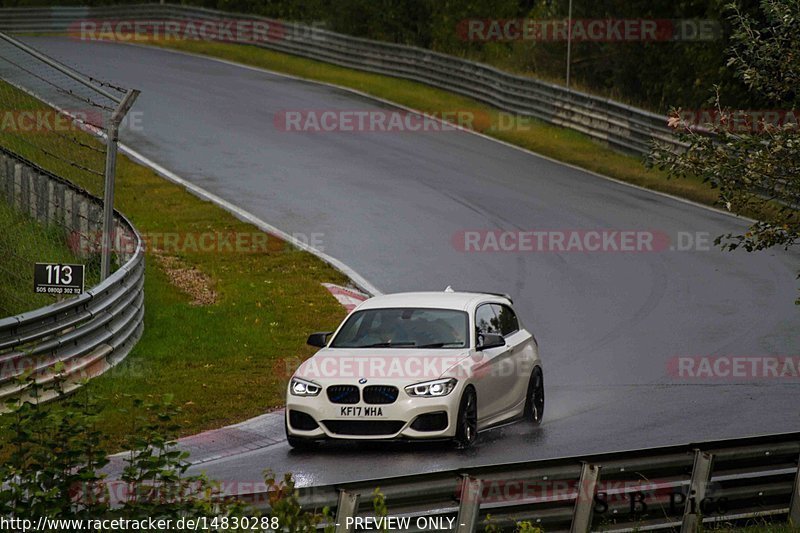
[285,288,543,448]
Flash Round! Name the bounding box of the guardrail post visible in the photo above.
[455,475,483,533]
[790,453,800,527]
[681,449,714,533]
[334,489,360,533]
[570,462,601,533]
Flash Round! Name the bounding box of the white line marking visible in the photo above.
[116,142,382,296]
[116,40,755,223]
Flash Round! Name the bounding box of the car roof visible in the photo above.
[356,290,511,312]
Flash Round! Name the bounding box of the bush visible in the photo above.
[0,372,247,531]
[0,369,341,531]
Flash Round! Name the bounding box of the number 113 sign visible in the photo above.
[34,263,86,296]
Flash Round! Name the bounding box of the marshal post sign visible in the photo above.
[34,263,85,296]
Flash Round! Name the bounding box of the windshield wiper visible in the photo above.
[357,341,417,348]
[416,342,463,348]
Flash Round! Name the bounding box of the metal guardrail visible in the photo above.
[0,146,144,405]
[0,3,682,157]
[236,432,800,532]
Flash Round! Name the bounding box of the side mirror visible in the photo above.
[476,333,505,351]
[307,331,332,348]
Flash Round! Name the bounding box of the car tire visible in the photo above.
[524,367,545,425]
[285,419,317,450]
[454,386,478,449]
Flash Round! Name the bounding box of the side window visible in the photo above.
[491,304,519,336]
[475,304,500,336]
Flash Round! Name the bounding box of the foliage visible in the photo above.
[0,373,337,530]
[0,368,109,522]
[0,373,249,531]
[372,488,389,533]
[649,0,799,302]
[727,0,799,103]
[485,514,545,532]
[515,521,543,533]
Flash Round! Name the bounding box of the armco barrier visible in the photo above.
[237,432,800,532]
[0,146,144,404]
[0,3,683,157]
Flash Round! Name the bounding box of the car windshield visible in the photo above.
[330,308,469,349]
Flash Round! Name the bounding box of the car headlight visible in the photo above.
[290,377,322,397]
[405,378,457,397]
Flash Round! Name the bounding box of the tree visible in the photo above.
[650,0,799,302]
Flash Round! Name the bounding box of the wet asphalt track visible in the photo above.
[20,38,800,487]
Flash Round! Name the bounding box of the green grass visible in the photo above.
[146,39,721,208]
[0,201,98,315]
[0,81,349,449]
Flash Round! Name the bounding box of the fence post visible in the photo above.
[334,489,360,533]
[13,162,21,210]
[455,475,483,533]
[681,450,714,533]
[26,167,36,219]
[570,462,601,533]
[789,453,800,526]
[100,89,139,280]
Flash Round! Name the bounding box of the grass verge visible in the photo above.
[146,39,721,208]
[0,201,98,315]
[0,80,349,449]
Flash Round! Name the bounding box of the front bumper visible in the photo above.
[286,388,460,441]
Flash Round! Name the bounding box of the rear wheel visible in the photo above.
[524,367,544,424]
[454,387,478,448]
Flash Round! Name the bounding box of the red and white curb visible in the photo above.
[322,283,370,313]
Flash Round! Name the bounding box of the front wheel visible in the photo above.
[454,387,478,448]
[524,367,544,425]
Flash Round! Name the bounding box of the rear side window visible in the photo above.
[491,304,519,336]
[475,304,500,336]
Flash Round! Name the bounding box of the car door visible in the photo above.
[473,303,516,420]
[490,303,530,414]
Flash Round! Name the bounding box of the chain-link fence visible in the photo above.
[0,33,137,316]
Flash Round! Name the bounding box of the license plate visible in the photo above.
[338,406,384,417]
